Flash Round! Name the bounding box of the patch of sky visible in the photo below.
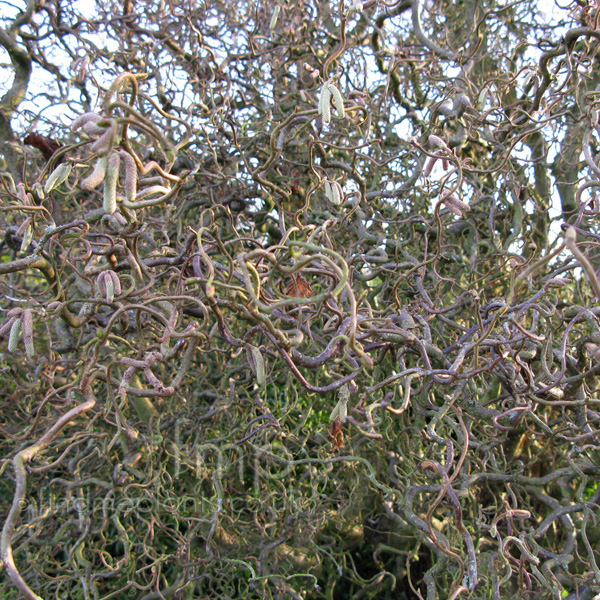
[73,0,98,15]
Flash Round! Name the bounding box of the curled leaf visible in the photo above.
[24,133,62,161]
[330,384,350,423]
[286,274,312,298]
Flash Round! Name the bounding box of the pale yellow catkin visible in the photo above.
[81,156,108,190]
[103,152,121,214]
[21,309,34,358]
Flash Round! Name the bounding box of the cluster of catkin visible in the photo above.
[71,112,137,214]
[317,80,346,205]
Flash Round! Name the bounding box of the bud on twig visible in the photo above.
[269,5,281,29]
[564,226,577,244]
[44,162,72,193]
[246,344,266,385]
[32,182,45,200]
